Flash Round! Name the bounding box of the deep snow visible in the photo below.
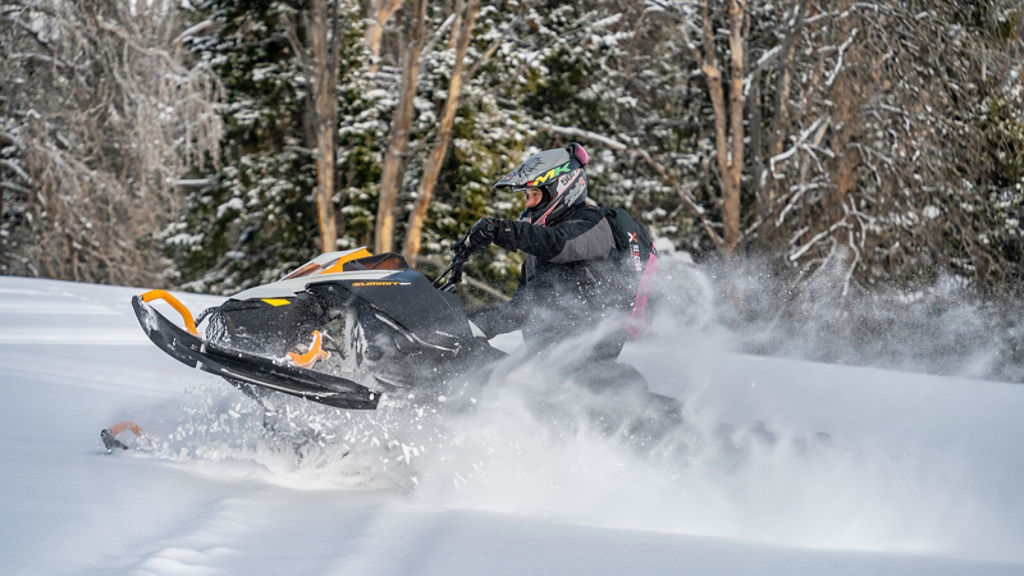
[0,275,1022,575]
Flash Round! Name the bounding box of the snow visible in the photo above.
[1,275,1023,575]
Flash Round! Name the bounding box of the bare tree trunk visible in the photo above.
[686,0,746,255]
[311,0,339,253]
[375,0,427,255]
[748,68,764,212]
[721,0,746,254]
[402,0,479,266]
[766,0,808,206]
[366,0,405,76]
[827,0,860,250]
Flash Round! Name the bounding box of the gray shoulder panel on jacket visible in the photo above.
[550,217,615,263]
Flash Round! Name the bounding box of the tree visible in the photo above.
[288,0,383,254]
[366,0,405,76]
[403,0,480,266]
[0,0,222,285]
[374,0,427,254]
[9,0,1017,301]
[756,1,1024,293]
[681,0,746,255]
[308,0,341,253]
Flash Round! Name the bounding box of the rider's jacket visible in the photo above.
[469,201,630,358]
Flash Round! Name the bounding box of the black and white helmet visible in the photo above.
[494,142,591,226]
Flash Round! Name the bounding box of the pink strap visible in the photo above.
[626,253,659,338]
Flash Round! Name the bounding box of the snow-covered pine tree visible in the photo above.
[171,0,385,293]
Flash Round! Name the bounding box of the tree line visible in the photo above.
[2,0,1023,300]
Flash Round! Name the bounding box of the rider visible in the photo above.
[454,142,638,384]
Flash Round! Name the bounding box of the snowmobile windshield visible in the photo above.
[279,249,410,281]
[281,249,372,280]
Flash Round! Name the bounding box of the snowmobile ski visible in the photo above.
[100,421,143,452]
[133,295,381,410]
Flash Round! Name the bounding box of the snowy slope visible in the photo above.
[0,275,1022,575]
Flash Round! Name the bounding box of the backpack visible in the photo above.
[602,207,659,337]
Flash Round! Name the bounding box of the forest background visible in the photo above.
[2,0,1023,380]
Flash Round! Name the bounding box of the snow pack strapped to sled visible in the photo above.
[602,207,659,337]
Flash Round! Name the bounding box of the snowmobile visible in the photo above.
[131,247,502,412]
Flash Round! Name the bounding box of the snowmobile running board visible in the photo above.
[132,295,381,410]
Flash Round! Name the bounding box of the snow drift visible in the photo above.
[1,274,1022,575]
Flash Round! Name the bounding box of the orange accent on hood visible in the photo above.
[322,248,373,274]
[288,330,330,368]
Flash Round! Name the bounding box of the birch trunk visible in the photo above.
[696,0,746,255]
[375,0,427,254]
[311,0,339,253]
[402,0,479,266]
[721,0,746,255]
[366,0,405,76]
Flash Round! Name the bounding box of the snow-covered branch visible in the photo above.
[0,159,30,183]
[542,124,705,219]
[789,217,849,262]
[770,114,829,174]
[824,28,858,89]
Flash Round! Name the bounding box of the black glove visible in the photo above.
[454,218,499,257]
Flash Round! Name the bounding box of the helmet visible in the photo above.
[494,142,591,226]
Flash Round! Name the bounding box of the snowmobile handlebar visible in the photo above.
[437,224,494,291]
[434,246,469,293]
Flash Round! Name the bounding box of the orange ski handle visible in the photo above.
[288,330,330,368]
[140,289,199,336]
